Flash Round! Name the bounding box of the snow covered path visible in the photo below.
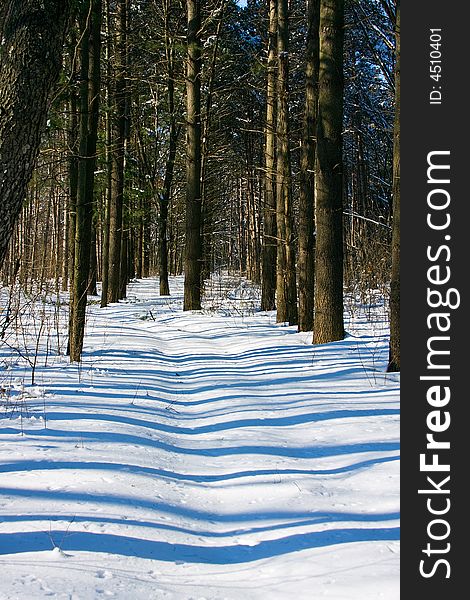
[0,277,399,599]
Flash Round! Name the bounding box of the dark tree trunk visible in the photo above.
[100,182,111,306]
[298,0,320,332]
[66,77,79,293]
[143,211,150,277]
[136,195,143,279]
[89,222,98,296]
[388,0,400,372]
[200,12,224,287]
[184,0,203,311]
[69,0,102,362]
[119,227,128,299]
[0,0,71,268]
[159,20,179,296]
[313,0,345,344]
[260,0,277,312]
[128,227,135,280]
[62,191,70,291]
[107,0,128,304]
[159,191,170,295]
[276,0,297,325]
[101,0,112,307]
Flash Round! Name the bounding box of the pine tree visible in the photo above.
[275,0,297,325]
[260,0,278,312]
[159,0,180,296]
[313,0,345,344]
[69,0,102,362]
[107,0,129,304]
[298,0,320,332]
[184,0,203,311]
[388,0,400,372]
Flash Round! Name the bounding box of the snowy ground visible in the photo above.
[0,276,399,599]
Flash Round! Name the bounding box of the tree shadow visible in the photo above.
[0,454,399,484]
[0,527,399,563]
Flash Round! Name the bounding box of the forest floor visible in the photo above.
[0,275,399,599]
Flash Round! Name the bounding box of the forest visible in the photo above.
[0,1,400,598]
[0,0,399,368]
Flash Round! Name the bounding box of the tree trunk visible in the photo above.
[200,11,224,286]
[298,0,320,332]
[184,0,203,311]
[101,0,112,307]
[100,181,111,306]
[260,0,277,312]
[66,76,79,293]
[136,194,143,279]
[143,207,150,277]
[159,14,179,296]
[119,227,128,299]
[388,0,400,372]
[107,0,128,304]
[0,0,71,268]
[89,223,98,296]
[313,0,345,344]
[62,191,70,291]
[276,0,297,325]
[69,0,102,362]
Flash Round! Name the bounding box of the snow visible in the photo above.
[0,275,399,599]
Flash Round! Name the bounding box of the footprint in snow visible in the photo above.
[96,570,113,580]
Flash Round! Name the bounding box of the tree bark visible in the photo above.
[107,0,128,304]
[69,0,102,362]
[0,0,71,268]
[159,7,179,296]
[89,222,98,296]
[298,0,320,332]
[143,211,150,277]
[275,0,297,325]
[119,226,128,299]
[101,0,112,307]
[67,75,79,294]
[260,0,278,312]
[313,0,345,344]
[184,0,203,311]
[388,0,400,372]
[200,10,224,286]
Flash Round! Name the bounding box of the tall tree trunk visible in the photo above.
[69,0,102,362]
[66,75,79,294]
[159,189,171,294]
[128,227,135,280]
[119,227,128,299]
[184,0,203,311]
[136,194,143,279]
[298,0,320,332]
[118,0,131,301]
[200,10,224,286]
[54,191,62,289]
[313,0,345,344]
[89,222,98,296]
[107,0,128,304]
[0,0,71,268]
[276,0,297,325]
[143,210,150,277]
[260,0,278,312]
[62,191,70,291]
[101,0,112,307]
[159,7,179,296]
[100,179,111,305]
[388,0,400,372]
[245,135,261,285]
